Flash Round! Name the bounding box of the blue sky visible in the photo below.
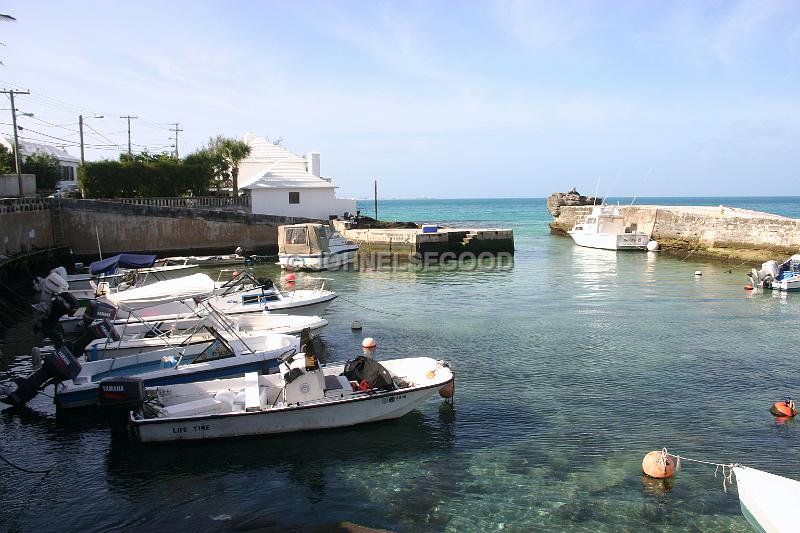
[1,1,798,198]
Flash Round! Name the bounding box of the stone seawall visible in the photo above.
[1,199,55,255]
[550,205,800,262]
[59,199,313,258]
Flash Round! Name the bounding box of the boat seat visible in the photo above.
[324,374,343,391]
[159,397,228,418]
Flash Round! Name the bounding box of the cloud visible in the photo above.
[491,0,592,50]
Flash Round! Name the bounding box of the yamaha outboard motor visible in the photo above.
[82,300,117,328]
[1,345,82,406]
[71,319,121,360]
[98,377,145,434]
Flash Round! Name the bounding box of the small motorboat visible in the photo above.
[749,255,800,292]
[278,223,359,271]
[567,205,650,251]
[733,466,800,533]
[100,355,454,442]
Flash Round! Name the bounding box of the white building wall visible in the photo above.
[251,188,356,220]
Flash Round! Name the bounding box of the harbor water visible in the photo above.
[2,197,800,532]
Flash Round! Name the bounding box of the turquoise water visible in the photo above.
[2,197,800,531]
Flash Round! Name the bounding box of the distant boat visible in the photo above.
[278,223,359,271]
[567,205,650,251]
[749,255,800,292]
[733,466,800,533]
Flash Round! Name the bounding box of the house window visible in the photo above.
[289,191,300,204]
[60,166,75,181]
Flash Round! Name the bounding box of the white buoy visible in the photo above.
[351,321,362,330]
[30,347,42,369]
[646,240,660,252]
[362,337,376,349]
[695,271,702,276]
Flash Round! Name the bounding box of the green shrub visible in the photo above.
[21,152,61,189]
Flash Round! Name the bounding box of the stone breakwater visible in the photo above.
[550,204,800,262]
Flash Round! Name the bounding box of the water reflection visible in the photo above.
[570,246,618,294]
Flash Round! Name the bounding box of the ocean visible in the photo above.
[1,197,799,532]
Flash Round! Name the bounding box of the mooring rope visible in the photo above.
[662,447,739,493]
[335,294,403,317]
[0,450,53,475]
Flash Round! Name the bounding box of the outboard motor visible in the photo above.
[38,291,79,344]
[82,300,117,328]
[72,319,121,360]
[257,277,274,290]
[98,377,145,434]
[1,345,82,406]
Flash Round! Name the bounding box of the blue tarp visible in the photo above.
[89,253,157,275]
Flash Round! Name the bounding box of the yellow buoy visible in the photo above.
[642,450,675,479]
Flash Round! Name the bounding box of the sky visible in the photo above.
[0,0,798,199]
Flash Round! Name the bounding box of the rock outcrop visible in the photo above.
[546,189,600,218]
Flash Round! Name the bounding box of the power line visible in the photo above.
[120,114,138,154]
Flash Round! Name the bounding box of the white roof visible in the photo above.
[105,273,216,311]
[239,135,335,190]
[0,136,80,164]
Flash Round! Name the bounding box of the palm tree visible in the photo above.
[220,139,251,195]
[1,14,16,65]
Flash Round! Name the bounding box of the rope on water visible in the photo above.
[335,294,402,317]
[0,450,53,475]
[661,447,739,493]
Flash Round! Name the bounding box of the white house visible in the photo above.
[0,136,80,189]
[239,133,356,220]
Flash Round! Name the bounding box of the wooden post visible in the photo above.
[374,179,378,220]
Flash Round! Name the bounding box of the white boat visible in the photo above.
[66,253,198,296]
[733,466,800,533]
[749,255,800,292]
[76,274,324,360]
[162,254,248,267]
[278,223,359,271]
[567,206,650,251]
[57,330,299,409]
[102,356,454,442]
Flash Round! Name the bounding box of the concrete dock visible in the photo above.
[332,220,514,258]
[550,204,800,262]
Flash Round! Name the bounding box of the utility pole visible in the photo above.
[1,88,30,196]
[120,114,138,155]
[169,123,183,158]
[79,115,84,165]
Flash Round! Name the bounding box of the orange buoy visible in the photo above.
[744,284,753,290]
[642,450,675,479]
[770,399,797,418]
[439,381,455,399]
[285,273,296,282]
[361,337,376,349]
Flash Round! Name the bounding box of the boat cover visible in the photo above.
[89,253,157,275]
[278,224,329,255]
[105,273,216,311]
[733,466,800,533]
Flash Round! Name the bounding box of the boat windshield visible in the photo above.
[192,326,236,363]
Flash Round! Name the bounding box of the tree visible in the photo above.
[219,139,251,195]
[21,152,61,189]
[0,14,16,65]
[0,144,14,173]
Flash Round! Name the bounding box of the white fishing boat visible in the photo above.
[76,274,324,360]
[733,466,800,533]
[100,355,454,442]
[278,223,359,271]
[567,206,650,251]
[749,255,800,292]
[163,253,248,268]
[65,253,198,297]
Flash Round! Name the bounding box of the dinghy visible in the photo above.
[100,355,454,442]
[733,466,800,533]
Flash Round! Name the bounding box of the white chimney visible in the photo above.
[308,152,320,177]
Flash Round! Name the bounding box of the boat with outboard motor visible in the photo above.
[99,354,454,442]
[278,223,359,271]
[2,274,305,410]
[58,271,336,335]
[748,255,800,292]
[567,205,650,251]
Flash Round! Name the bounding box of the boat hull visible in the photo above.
[279,248,359,271]
[734,466,800,533]
[568,231,649,251]
[132,379,451,442]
